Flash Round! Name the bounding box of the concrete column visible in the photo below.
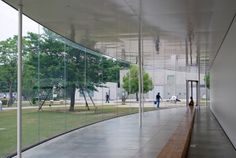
[17,1,23,157]
[186,80,189,106]
[138,0,143,128]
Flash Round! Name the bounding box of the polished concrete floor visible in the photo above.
[188,106,236,158]
[17,108,187,158]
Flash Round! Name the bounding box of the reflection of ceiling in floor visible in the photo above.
[4,0,236,73]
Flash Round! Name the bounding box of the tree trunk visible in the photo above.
[136,93,139,101]
[87,91,97,110]
[122,94,126,105]
[7,82,13,107]
[81,88,90,110]
[69,84,76,111]
[38,89,50,111]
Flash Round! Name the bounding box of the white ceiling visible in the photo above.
[3,0,236,72]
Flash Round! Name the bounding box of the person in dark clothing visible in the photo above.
[156,92,162,108]
[189,96,194,106]
[105,92,110,103]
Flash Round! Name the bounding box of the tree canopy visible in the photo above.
[0,30,129,110]
[204,73,210,89]
[122,65,153,101]
[0,36,19,106]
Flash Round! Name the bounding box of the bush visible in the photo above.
[32,98,36,104]
[1,98,8,105]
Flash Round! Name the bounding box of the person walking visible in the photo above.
[156,92,162,108]
[105,92,110,103]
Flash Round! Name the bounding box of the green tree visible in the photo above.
[0,30,128,111]
[25,31,71,110]
[204,73,210,89]
[122,65,153,101]
[24,30,127,111]
[0,34,41,106]
[0,36,18,106]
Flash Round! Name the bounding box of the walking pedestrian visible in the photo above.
[156,92,162,108]
[105,92,110,103]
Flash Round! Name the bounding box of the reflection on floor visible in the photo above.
[187,106,236,158]
[16,107,187,158]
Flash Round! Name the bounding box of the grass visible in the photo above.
[0,105,156,157]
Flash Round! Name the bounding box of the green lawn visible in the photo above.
[0,105,156,157]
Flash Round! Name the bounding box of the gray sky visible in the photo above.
[0,0,41,41]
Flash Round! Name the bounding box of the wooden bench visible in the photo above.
[157,107,195,158]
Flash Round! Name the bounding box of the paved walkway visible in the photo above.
[2,101,185,111]
[188,106,236,158]
[17,107,188,158]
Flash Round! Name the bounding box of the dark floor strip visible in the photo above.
[187,106,236,158]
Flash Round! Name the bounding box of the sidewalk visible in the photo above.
[1,101,186,111]
[13,107,188,158]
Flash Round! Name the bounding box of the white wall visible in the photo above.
[210,17,236,147]
[75,82,118,101]
[120,68,204,99]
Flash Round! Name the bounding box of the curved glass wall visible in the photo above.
[0,8,155,158]
[0,1,208,157]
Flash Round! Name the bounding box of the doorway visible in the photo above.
[186,80,199,106]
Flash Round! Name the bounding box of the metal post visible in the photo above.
[191,81,193,98]
[198,51,201,107]
[185,38,188,66]
[186,80,189,106]
[196,81,199,106]
[205,60,207,106]
[205,71,208,106]
[17,1,23,158]
[189,35,193,66]
[141,15,144,119]
[138,0,143,128]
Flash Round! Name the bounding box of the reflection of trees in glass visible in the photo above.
[65,45,127,111]
[0,36,19,106]
[122,65,154,101]
[204,73,210,89]
[0,30,129,111]
[24,32,66,109]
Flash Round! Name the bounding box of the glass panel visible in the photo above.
[0,1,19,157]
[0,1,163,157]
